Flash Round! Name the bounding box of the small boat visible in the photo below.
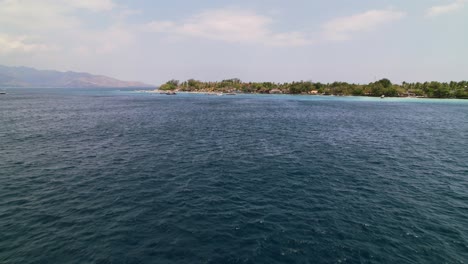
[381,95,385,99]
[0,91,6,95]
[165,91,177,95]
[224,93,236,95]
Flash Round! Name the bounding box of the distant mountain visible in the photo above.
[0,65,153,88]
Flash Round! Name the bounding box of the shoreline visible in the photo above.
[134,89,468,100]
[158,78,468,99]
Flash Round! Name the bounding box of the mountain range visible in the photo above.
[0,65,153,88]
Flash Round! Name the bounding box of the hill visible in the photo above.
[0,65,153,88]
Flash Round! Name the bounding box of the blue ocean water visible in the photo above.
[1,89,467,263]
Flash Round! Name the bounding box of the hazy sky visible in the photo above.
[0,0,467,85]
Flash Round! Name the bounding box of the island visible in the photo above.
[157,78,468,99]
[0,65,153,89]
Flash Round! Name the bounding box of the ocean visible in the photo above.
[1,89,467,263]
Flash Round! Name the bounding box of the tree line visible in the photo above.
[159,78,468,98]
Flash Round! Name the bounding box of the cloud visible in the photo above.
[75,26,136,55]
[426,0,465,17]
[322,9,406,41]
[66,0,115,12]
[0,0,81,31]
[0,34,53,54]
[145,8,407,45]
[0,0,134,55]
[145,8,312,46]
[0,0,117,32]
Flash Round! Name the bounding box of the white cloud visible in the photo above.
[66,0,115,12]
[0,34,53,54]
[0,0,116,32]
[145,8,312,46]
[115,8,143,20]
[322,9,406,41]
[0,0,134,55]
[146,21,177,32]
[0,0,81,31]
[426,0,465,17]
[146,8,407,45]
[79,26,136,54]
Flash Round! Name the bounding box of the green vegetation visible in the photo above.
[159,78,468,98]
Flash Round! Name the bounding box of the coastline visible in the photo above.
[156,78,468,99]
[135,89,468,100]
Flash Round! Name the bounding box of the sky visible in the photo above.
[0,0,467,85]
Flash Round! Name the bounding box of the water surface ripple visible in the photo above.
[1,89,468,263]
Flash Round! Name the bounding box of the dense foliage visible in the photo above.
[159,78,468,98]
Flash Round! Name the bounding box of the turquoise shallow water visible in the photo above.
[1,89,468,263]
